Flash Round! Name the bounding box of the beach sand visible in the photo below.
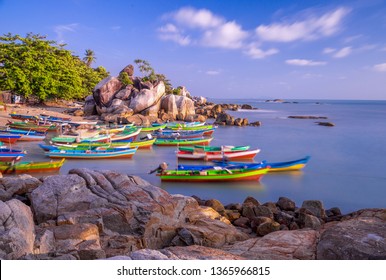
[0,103,86,126]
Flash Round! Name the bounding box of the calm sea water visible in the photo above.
[12,99,386,214]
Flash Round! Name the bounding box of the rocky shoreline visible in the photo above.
[1,169,384,260]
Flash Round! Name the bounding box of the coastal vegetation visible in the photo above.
[0,33,108,102]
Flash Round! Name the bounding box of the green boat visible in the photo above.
[178,145,250,153]
[0,159,65,174]
[154,137,213,146]
[168,124,215,131]
[157,166,269,182]
[139,124,167,132]
[128,138,156,149]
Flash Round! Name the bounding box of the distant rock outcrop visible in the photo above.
[85,65,198,124]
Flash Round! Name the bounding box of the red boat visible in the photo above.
[0,134,21,144]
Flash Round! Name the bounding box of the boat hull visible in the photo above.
[0,135,21,144]
[177,149,260,161]
[46,148,137,159]
[0,159,65,174]
[158,167,269,182]
[154,137,213,146]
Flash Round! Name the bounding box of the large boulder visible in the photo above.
[84,95,97,116]
[161,94,178,119]
[224,229,318,259]
[0,199,35,259]
[175,96,195,120]
[29,169,248,256]
[115,86,133,100]
[120,64,134,77]
[93,76,123,108]
[129,81,165,114]
[0,174,41,201]
[317,209,386,259]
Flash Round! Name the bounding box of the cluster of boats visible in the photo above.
[0,112,310,181]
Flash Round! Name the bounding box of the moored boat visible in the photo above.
[157,165,269,182]
[154,137,213,146]
[0,148,26,162]
[214,156,311,172]
[177,148,260,161]
[45,147,138,159]
[178,145,250,153]
[0,159,65,174]
[7,121,56,132]
[127,137,156,149]
[0,134,21,144]
[139,124,167,132]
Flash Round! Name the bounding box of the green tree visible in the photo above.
[118,71,133,86]
[83,49,96,67]
[0,33,109,101]
[134,59,173,94]
[134,59,157,83]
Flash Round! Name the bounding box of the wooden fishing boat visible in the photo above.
[0,148,26,162]
[177,148,260,161]
[0,127,45,135]
[154,137,213,146]
[0,128,46,141]
[7,121,56,132]
[152,130,205,139]
[0,159,65,174]
[97,124,132,134]
[0,134,21,144]
[214,156,311,172]
[45,147,138,159]
[165,121,206,129]
[39,143,131,151]
[125,137,156,149]
[51,133,111,144]
[157,166,269,182]
[19,134,46,141]
[179,145,250,153]
[138,124,167,132]
[110,127,141,142]
[39,114,72,122]
[9,113,39,121]
[167,124,215,131]
[50,139,133,149]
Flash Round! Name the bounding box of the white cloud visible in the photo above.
[173,7,223,29]
[286,59,327,66]
[333,46,352,58]
[159,7,247,49]
[54,23,78,43]
[201,21,248,49]
[244,44,279,59]
[206,70,220,75]
[373,63,386,72]
[158,23,191,46]
[323,47,336,54]
[256,7,350,42]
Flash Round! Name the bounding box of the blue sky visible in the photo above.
[1,0,386,100]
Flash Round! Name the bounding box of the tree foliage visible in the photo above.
[134,59,173,94]
[118,71,133,86]
[83,49,96,67]
[0,33,109,101]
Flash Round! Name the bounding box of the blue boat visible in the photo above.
[45,147,138,159]
[213,156,311,172]
[0,148,26,162]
